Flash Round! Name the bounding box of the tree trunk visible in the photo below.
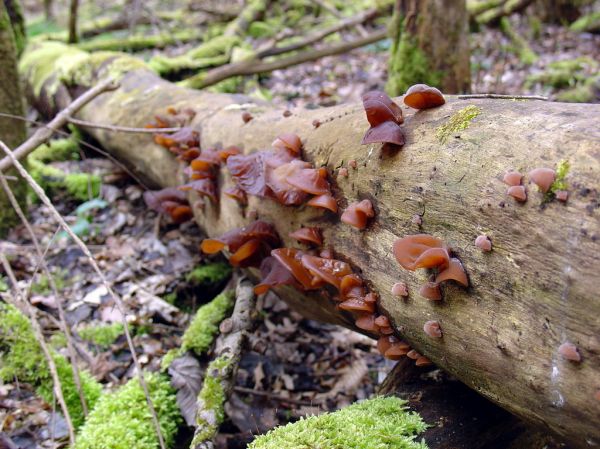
[19,42,600,449]
[0,1,26,236]
[386,0,471,95]
[67,0,79,43]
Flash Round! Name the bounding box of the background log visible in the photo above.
[20,42,600,448]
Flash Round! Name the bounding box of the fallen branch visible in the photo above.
[0,79,117,173]
[182,27,387,89]
[190,277,257,449]
[0,254,77,446]
[66,116,181,133]
[0,140,167,449]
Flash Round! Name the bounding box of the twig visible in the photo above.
[0,79,118,173]
[183,28,387,89]
[66,116,181,133]
[457,93,548,100]
[311,0,369,37]
[0,171,90,417]
[0,253,77,446]
[258,8,379,58]
[191,277,257,449]
[0,112,150,189]
[0,140,167,449]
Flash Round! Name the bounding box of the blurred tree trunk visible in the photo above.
[533,0,586,24]
[386,0,471,95]
[0,0,26,236]
[68,0,78,43]
[3,0,25,55]
[44,0,54,21]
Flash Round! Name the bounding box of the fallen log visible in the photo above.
[19,42,600,448]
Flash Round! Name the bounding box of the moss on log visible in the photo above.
[20,42,600,448]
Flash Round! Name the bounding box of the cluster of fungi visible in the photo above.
[504,167,567,203]
[141,84,582,373]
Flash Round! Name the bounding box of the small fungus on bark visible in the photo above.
[361,90,405,146]
[341,199,375,230]
[423,320,442,338]
[403,84,445,110]
[507,185,527,202]
[391,282,409,297]
[289,227,323,246]
[558,342,581,362]
[475,235,492,252]
[529,167,556,193]
[503,171,523,187]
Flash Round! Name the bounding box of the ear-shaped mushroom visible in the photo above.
[143,187,188,213]
[190,148,222,171]
[170,205,193,223]
[403,84,445,110]
[507,185,527,202]
[227,152,271,198]
[528,167,556,193]
[265,159,311,206]
[178,147,201,162]
[406,349,420,360]
[392,234,448,271]
[218,146,241,162]
[228,239,263,267]
[419,281,441,300]
[307,194,338,213]
[374,315,390,328]
[361,121,405,146]
[391,282,409,297]
[300,255,352,290]
[154,127,199,151]
[423,320,442,338]
[435,258,468,287]
[558,342,581,362]
[338,297,375,313]
[355,313,378,332]
[384,341,411,360]
[503,171,523,186]
[341,199,375,230]
[272,133,302,155]
[286,167,331,195]
[289,227,323,246]
[224,186,248,205]
[201,221,280,255]
[415,356,432,367]
[362,90,404,126]
[340,274,366,300]
[254,256,302,295]
[475,235,492,252]
[179,179,218,203]
[271,248,318,290]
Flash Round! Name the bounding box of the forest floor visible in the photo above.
[1,1,599,448]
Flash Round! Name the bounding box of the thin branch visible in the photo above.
[0,253,77,446]
[66,116,181,133]
[191,277,257,449]
[0,171,89,417]
[0,112,150,189]
[0,140,167,449]
[0,79,118,173]
[183,28,387,89]
[257,8,379,58]
[458,93,548,100]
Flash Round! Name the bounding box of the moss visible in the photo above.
[436,105,481,144]
[191,355,232,445]
[162,290,234,369]
[162,292,177,305]
[76,30,202,53]
[75,372,181,449]
[64,173,102,200]
[546,160,571,198]
[0,276,8,292]
[31,268,69,295]
[499,17,538,65]
[249,396,428,449]
[185,262,232,285]
[50,332,67,349]
[79,323,124,348]
[526,57,597,90]
[570,11,600,33]
[386,18,442,96]
[0,302,102,427]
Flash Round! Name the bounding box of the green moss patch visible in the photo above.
[79,323,124,348]
[0,302,102,427]
[249,396,428,449]
[185,262,232,285]
[436,105,481,144]
[74,373,181,449]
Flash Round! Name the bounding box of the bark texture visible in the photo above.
[0,1,26,236]
[21,43,600,448]
[387,0,471,95]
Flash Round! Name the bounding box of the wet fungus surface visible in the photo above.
[360,91,405,147]
[403,84,446,110]
[341,199,375,230]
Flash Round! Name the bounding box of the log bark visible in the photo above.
[20,42,600,448]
